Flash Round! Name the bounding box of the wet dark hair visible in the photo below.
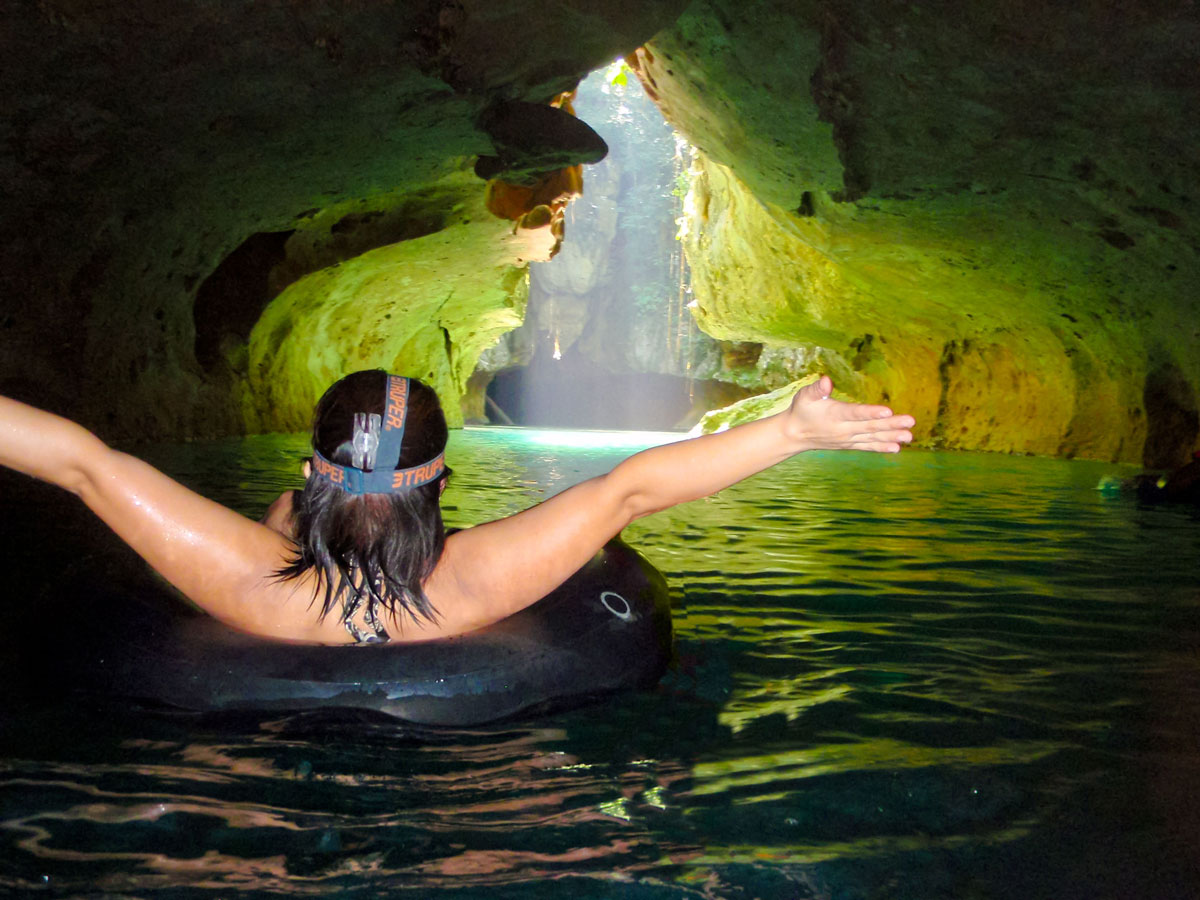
[278,370,451,635]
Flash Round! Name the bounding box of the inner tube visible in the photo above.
[71,539,673,726]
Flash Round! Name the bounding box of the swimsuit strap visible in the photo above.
[341,584,392,644]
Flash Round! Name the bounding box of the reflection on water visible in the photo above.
[2,430,1199,898]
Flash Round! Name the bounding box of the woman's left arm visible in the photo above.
[427,376,914,635]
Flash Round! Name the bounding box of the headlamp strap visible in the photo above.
[310,375,445,495]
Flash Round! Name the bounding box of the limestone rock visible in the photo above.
[475,100,608,184]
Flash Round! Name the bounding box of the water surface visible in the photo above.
[1,428,1198,898]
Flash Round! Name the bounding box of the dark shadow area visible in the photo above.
[1143,361,1199,468]
[0,468,147,713]
[192,230,294,372]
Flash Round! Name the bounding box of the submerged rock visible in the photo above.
[1101,454,1200,506]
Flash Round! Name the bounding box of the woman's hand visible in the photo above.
[782,375,915,453]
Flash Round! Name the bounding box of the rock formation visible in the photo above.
[633,0,1200,463]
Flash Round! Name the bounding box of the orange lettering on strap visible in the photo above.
[392,455,443,489]
[386,377,408,430]
[313,455,344,484]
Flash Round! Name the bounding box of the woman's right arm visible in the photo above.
[0,396,327,640]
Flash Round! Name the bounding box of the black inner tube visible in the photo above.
[61,539,674,726]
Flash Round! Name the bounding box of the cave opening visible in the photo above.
[483,62,716,431]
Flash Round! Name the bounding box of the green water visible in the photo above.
[1,427,1199,898]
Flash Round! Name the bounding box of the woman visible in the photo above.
[0,370,915,644]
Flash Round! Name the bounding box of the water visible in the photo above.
[2,428,1199,898]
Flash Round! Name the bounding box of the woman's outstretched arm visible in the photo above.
[0,395,323,639]
[592,374,911,519]
[430,377,914,635]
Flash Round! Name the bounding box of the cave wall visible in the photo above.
[0,0,688,439]
[636,0,1200,464]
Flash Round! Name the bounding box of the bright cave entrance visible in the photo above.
[483,64,740,431]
